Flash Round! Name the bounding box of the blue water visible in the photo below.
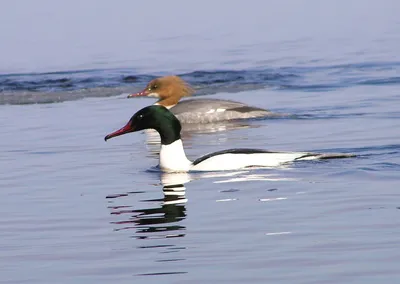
[1,1,400,283]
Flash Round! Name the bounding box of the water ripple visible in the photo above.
[2,61,400,105]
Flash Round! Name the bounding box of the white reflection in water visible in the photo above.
[107,168,297,236]
[265,232,292,236]
[216,198,238,202]
[259,197,288,202]
[213,173,297,183]
[105,168,302,276]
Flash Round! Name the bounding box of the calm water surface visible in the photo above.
[1,1,400,283]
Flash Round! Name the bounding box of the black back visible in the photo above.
[192,148,277,166]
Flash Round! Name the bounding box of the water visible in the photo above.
[1,1,400,283]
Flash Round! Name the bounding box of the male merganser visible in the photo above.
[105,106,354,172]
[127,76,275,123]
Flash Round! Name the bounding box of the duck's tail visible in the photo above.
[296,153,356,161]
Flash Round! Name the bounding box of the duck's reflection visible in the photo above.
[107,172,192,240]
[107,170,294,240]
[106,169,298,277]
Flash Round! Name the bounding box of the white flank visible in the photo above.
[216,108,226,113]
[157,141,337,173]
[205,109,215,114]
[190,152,312,172]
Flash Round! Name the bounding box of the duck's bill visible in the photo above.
[127,90,147,98]
[104,123,135,141]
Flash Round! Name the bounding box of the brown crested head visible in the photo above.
[127,76,194,106]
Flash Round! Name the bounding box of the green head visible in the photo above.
[104,105,181,145]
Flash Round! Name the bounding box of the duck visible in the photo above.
[127,76,275,123]
[104,105,354,173]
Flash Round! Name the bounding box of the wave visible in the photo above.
[1,61,399,105]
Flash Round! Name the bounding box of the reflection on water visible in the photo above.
[106,170,293,239]
[213,172,295,183]
[107,172,191,240]
[106,172,191,276]
[105,169,301,277]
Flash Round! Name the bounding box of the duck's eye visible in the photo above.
[148,85,157,91]
[138,114,144,119]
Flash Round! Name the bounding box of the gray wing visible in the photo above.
[170,99,272,123]
[171,99,253,113]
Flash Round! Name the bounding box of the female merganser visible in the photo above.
[127,76,275,123]
[105,106,354,172]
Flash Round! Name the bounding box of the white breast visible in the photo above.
[159,140,192,172]
[154,102,175,109]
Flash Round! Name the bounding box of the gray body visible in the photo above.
[170,99,273,123]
